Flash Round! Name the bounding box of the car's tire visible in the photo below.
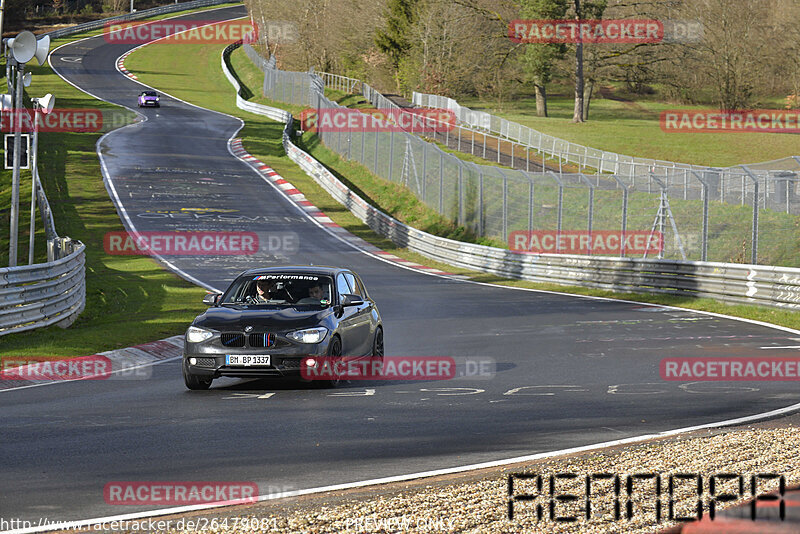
[372,327,384,358]
[371,327,384,376]
[320,336,344,388]
[183,362,212,390]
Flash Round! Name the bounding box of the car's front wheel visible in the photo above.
[183,362,212,390]
[320,336,344,388]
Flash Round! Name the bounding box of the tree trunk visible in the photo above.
[535,83,548,117]
[572,0,584,123]
[582,79,594,121]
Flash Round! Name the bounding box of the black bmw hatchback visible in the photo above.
[182,266,383,390]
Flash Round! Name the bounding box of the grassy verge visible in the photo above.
[459,89,799,168]
[0,10,250,356]
[122,30,800,333]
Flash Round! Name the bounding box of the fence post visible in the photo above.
[422,141,428,203]
[528,179,534,233]
[741,165,759,264]
[388,130,394,182]
[374,131,379,173]
[458,164,464,226]
[478,171,484,236]
[439,152,444,213]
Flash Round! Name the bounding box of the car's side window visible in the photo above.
[336,273,352,300]
[343,273,364,297]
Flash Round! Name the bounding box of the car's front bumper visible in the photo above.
[184,340,331,379]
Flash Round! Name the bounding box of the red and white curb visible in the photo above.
[229,138,456,277]
[117,50,138,80]
[0,336,183,391]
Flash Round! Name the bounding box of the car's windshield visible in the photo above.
[142,91,157,96]
[220,274,334,307]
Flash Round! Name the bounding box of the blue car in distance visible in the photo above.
[137,90,160,108]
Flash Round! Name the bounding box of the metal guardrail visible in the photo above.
[0,241,86,336]
[45,0,240,39]
[223,43,800,310]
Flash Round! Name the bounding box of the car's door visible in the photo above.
[335,273,359,356]
[344,272,374,356]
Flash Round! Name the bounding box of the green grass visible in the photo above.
[122,31,800,333]
[459,89,799,168]
[0,10,249,356]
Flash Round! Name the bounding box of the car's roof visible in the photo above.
[238,265,345,277]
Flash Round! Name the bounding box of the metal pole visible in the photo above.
[478,171,484,236]
[8,64,24,267]
[556,185,563,252]
[28,105,39,264]
[702,181,708,261]
[528,179,533,233]
[741,166,759,264]
[752,179,759,264]
[388,130,394,182]
[502,172,508,243]
[438,152,443,213]
[458,165,463,225]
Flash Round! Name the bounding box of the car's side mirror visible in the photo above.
[203,293,221,306]
[341,294,364,307]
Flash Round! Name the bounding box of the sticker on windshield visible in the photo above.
[253,275,319,281]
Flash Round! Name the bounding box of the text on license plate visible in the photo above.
[226,355,271,366]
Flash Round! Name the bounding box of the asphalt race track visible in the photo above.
[2,5,800,527]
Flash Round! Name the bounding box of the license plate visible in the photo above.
[226,355,271,366]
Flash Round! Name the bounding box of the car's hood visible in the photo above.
[193,306,333,331]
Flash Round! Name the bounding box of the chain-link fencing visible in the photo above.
[245,44,800,267]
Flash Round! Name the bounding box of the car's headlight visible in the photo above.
[186,326,213,343]
[287,327,328,344]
